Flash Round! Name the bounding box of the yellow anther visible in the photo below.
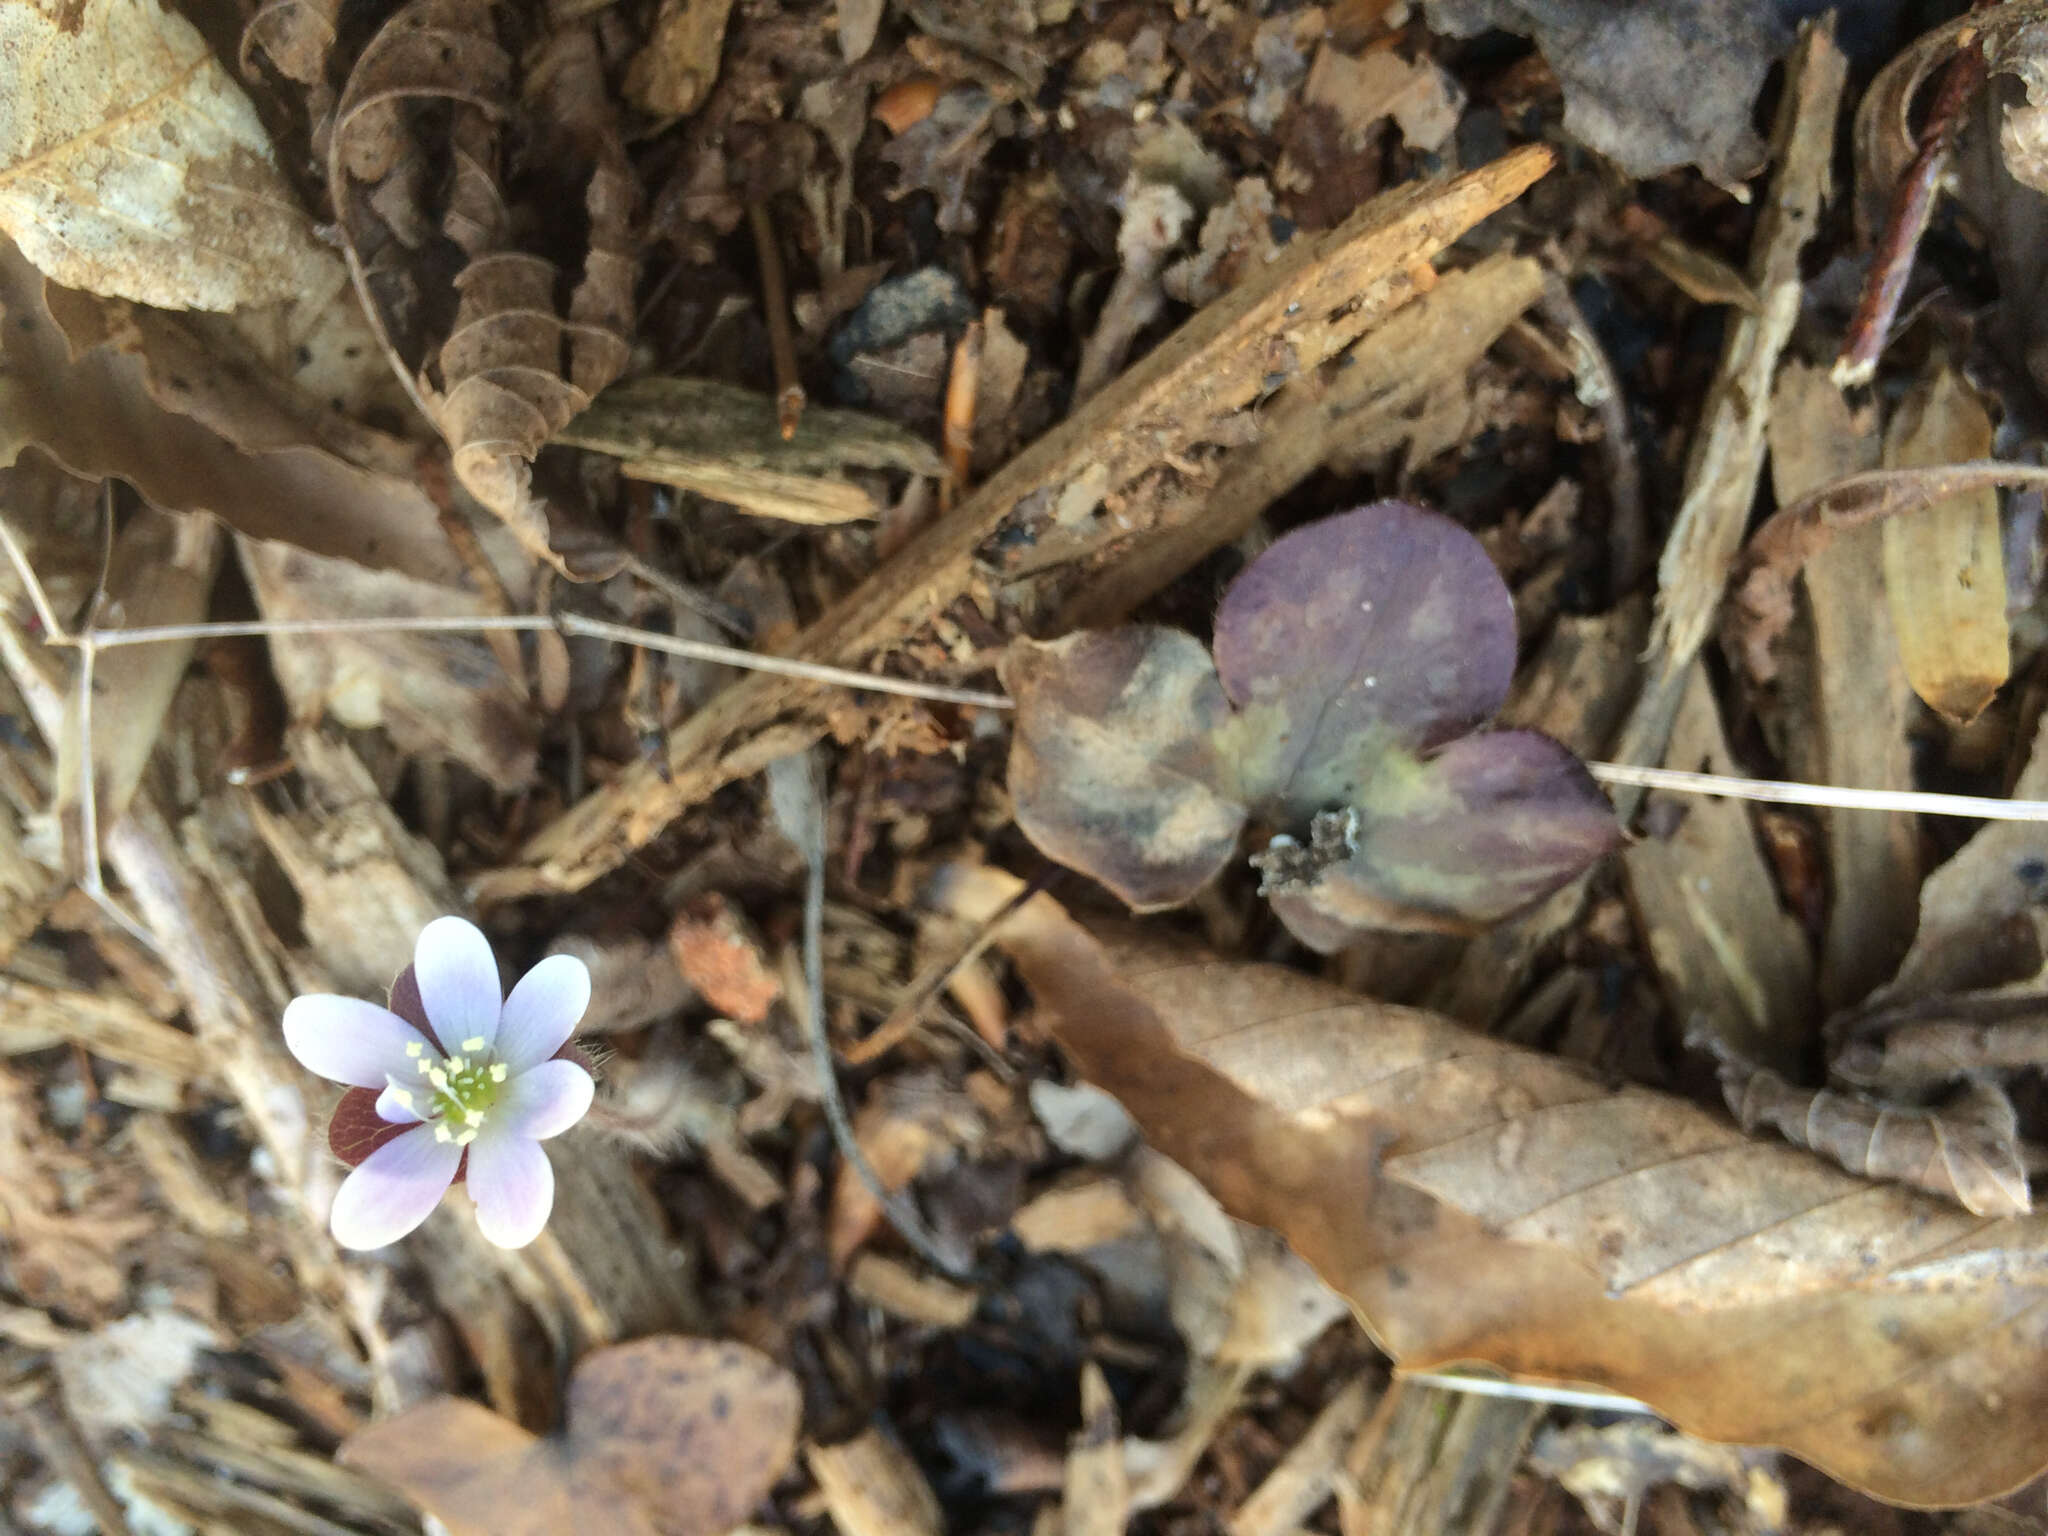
[455,1129,478,1147]
[434,1124,454,1143]
[447,1056,468,1073]
[405,1040,424,1058]
[489,1063,508,1083]
[464,1108,484,1127]
[416,1058,433,1075]
[387,1088,414,1110]
[428,1068,449,1091]
[461,1036,486,1053]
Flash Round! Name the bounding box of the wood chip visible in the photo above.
[1228,1374,1377,1536]
[848,1252,979,1327]
[0,976,203,1082]
[1062,1361,1128,1536]
[1608,19,1847,811]
[807,1427,945,1536]
[1767,364,1918,1009]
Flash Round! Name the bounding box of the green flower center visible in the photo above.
[390,1036,508,1146]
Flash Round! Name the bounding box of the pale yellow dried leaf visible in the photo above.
[1880,360,2010,724]
[0,0,340,310]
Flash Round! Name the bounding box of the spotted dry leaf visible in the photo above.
[0,0,340,309]
[341,1336,801,1536]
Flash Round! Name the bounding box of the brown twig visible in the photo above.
[844,870,1045,1067]
[1833,18,1992,387]
[1537,272,1645,593]
[749,201,805,440]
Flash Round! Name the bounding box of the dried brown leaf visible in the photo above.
[1727,462,2048,686]
[1716,1064,2031,1219]
[1880,360,2009,724]
[0,238,458,581]
[341,1336,800,1536]
[239,539,538,790]
[937,866,2048,1507]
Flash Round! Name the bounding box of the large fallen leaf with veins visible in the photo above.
[936,866,2048,1507]
[341,1335,800,1536]
[0,0,343,310]
[1002,502,1619,946]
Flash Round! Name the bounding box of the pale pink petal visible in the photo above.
[283,996,432,1088]
[328,1124,462,1250]
[375,1079,427,1124]
[495,954,591,1072]
[413,916,503,1052]
[492,1060,593,1141]
[467,1130,555,1249]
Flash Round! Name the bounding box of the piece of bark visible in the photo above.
[1625,665,1815,1072]
[1878,357,2010,725]
[126,1113,248,1238]
[1607,20,1846,816]
[1767,364,1917,1011]
[1063,1361,1129,1536]
[1228,1374,1377,1536]
[555,377,945,524]
[807,1427,945,1536]
[479,147,1555,901]
[1056,253,1544,631]
[623,0,735,116]
[0,976,203,1081]
[1337,1380,1543,1536]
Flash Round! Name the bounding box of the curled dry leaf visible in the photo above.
[341,1335,801,1536]
[327,0,636,574]
[935,865,2048,1507]
[1832,993,2048,1094]
[1002,502,1619,949]
[1714,1057,2031,1218]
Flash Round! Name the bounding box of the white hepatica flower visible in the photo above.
[283,916,593,1251]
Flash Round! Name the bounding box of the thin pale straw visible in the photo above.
[14,558,2048,823]
[1587,761,2048,823]
[1395,1369,1658,1415]
[71,612,1013,710]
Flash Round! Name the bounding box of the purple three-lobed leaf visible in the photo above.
[1002,500,1622,949]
